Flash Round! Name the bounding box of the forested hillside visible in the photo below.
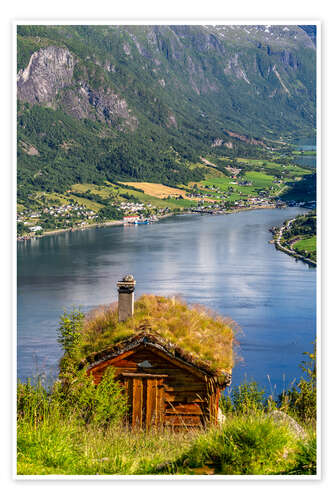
[17,25,316,202]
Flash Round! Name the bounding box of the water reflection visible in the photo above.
[18,208,316,393]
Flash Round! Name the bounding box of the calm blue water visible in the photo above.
[295,155,316,169]
[295,145,316,151]
[17,208,316,395]
[294,145,316,168]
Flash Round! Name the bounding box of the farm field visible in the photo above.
[292,150,316,156]
[201,171,283,201]
[120,182,188,199]
[218,156,313,175]
[197,153,313,202]
[38,191,104,211]
[71,182,196,209]
[293,236,316,254]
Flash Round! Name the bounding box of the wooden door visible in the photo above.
[121,373,167,430]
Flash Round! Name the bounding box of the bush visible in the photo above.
[161,417,298,475]
[58,367,127,425]
[279,344,316,425]
[17,378,49,422]
[220,380,266,416]
[58,309,84,358]
[18,367,127,428]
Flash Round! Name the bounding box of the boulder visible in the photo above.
[217,408,226,427]
[269,410,306,439]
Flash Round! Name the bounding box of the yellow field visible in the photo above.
[120,182,188,199]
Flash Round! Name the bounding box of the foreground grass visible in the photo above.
[17,417,316,475]
[17,415,316,476]
[17,418,199,475]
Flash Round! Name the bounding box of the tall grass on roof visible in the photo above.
[76,294,238,374]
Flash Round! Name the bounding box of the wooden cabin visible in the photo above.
[83,327,231,430]
[79,275,233,430]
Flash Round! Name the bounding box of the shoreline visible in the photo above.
[271,218,316,267]
[17,204,285,242]
[17,219,125,241]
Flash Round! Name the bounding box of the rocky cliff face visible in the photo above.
[60,83,138,130]
[17,45,137,130]
[17,46,74,105]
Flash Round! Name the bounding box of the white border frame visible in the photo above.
[13,20,321,481]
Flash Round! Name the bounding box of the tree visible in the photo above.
[58,308,84,357]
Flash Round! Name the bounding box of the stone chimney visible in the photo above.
[117,274,136,322]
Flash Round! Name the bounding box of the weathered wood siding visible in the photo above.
[87,344,220,429]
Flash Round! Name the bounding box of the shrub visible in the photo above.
[58,309,84,357]
[17,378,49,422]
[279,344,316,425]
[220,380,266,416]
[18,367,127,428]
[161,417,298,475]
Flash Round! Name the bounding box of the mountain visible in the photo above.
[299,25,317,46]
[16,25,316,198]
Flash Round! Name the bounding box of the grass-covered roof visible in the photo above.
[77,295,237,376]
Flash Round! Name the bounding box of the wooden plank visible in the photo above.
[163,382,206,392]
[132,377,143,428]
[165,403,203,415]
[143,345,208,381]
[87,348,139,377]
[145,369,202,380]
[121,373,168,378]
[164,415,203,426]
[157,382,165,426]
[111,359,137,368]
[145,378,156,430]
[207,390,220,424]
[164,391,207,403]
[126,378,133,426]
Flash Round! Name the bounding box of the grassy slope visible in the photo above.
[17,414,316,475]
[293,236,316,254]
[199,157,312,202]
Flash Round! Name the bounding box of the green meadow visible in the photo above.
[202,171,282,201]
[293,236,316,255]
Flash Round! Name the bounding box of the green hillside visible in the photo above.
[17,25,316,205]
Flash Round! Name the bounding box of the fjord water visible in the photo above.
[17,208,316,394]
[294,144,316,168]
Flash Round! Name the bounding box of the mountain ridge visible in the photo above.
[17,25,316,197]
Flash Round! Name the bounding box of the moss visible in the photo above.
[77,295,237,374]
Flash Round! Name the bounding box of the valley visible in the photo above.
[17,24,316,233]
[17,149,315,238]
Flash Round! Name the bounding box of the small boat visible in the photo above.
[134,219,150,225]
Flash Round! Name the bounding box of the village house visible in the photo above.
[123,215,140,223]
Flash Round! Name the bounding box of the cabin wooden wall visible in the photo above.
[87,345,220,429]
